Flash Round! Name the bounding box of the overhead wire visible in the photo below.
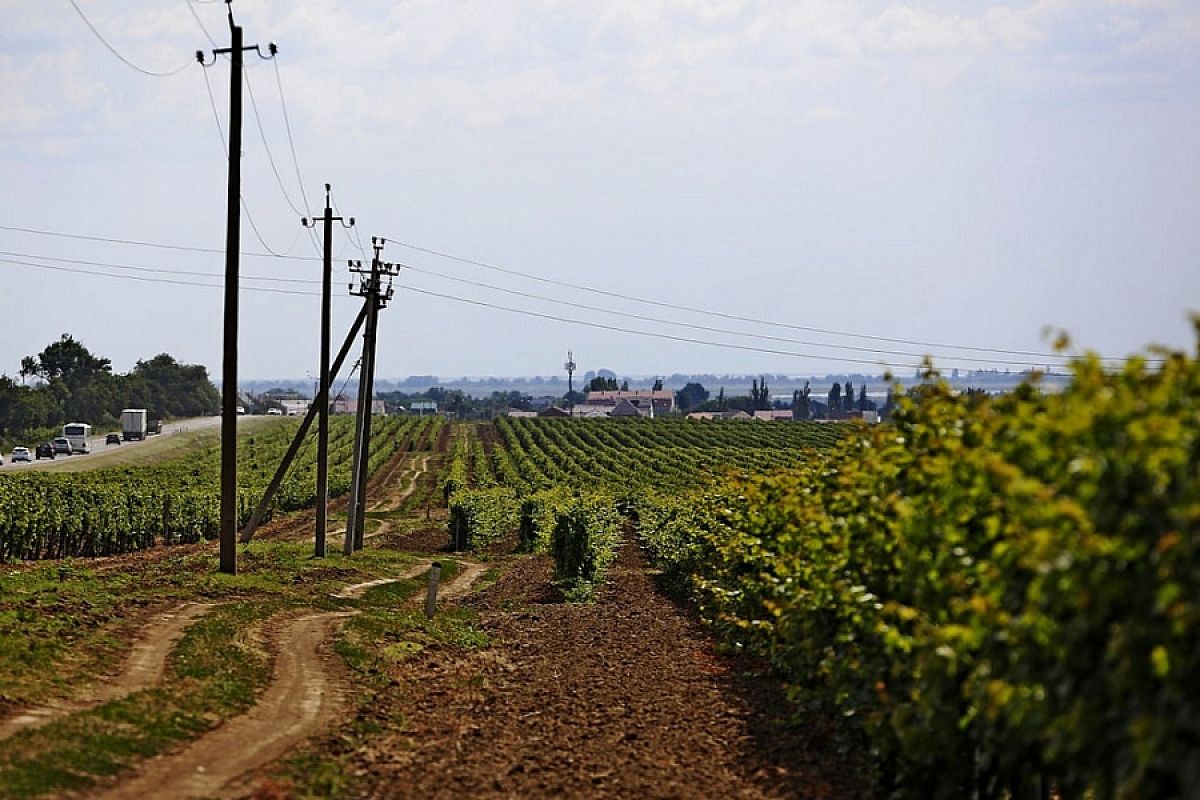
[0,256,318,297]
[0,252,1118,374]
[397,264,1064,368]
[0,248,319,284]
[0,222,315,261]
[184,0,219,49]
[0,253,1056,371]
[384,236,1082,362]
[68,0,194,77]
[394,284,1074,374]
[272,59,315,222]
[199,62,307,259]
[0,222,1163,367]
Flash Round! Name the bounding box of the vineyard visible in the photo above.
[443,417,846,597]
[438,336,1200,800]
[0,415,441,561]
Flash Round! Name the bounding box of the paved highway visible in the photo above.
[1,415,240,472]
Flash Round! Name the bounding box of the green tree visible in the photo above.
[587,376,619,392]
[827,382,842,416]
[28,334,111,389]
[675,382,709,412]
[792,382,812,420]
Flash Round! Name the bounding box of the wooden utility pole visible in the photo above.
[302,185,354,557]
[344,238,399,555]
[198,2,276,575]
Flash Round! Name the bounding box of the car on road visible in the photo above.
[11,447,32,462]
[35,442,55,460]
[52,437,73,455]
[106,432,122,446]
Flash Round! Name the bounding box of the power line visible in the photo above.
[384,235,1080,361]
[184,0,219,49]
[397,264,1068,368]
[0,248,319,284]
[0,256,319,297]
[0,220,1163,366]
[245,66,306,217]
[272,58,315,220]
[68,0,194,77]
[0,241,1145,368]
[0,222,315,261]
[0,252,1137,373]
[395,283,1074,373]
[199,64,307,258]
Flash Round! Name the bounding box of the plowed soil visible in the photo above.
[309,543,872,799]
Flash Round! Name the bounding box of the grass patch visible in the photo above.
[0,601,277,799]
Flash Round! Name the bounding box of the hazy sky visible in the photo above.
[2,0,1197,383]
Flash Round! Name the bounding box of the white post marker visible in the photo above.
[424,561,442,619]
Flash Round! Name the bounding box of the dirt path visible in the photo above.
[369,453,431,513]
[0,602,215,742]
[331,561,433,600]
[438,560,488,601]
[92,560,485,799]
[331,545,870,799]
[93,610,353,800]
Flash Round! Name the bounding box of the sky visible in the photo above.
[1,0,1198,384]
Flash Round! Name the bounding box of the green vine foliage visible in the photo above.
[638,329,1200,798]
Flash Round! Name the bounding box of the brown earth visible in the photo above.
[299,542,872,799]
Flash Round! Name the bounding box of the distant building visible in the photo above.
[538,406,571,418]
[609,398,645,418]
[279,399,310,417]
[409,401,439,416]
[686,410,753,421]
[332,398,387,415]
[753,410,793,422]
[585,390,675,415]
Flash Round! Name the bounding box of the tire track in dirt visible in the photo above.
[92,561,487,799]
[0,603,215,742]
[93,610,354,800]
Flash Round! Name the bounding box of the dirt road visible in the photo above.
[93,610,352,800]
[0,603,215,742]
[323,544,870,799]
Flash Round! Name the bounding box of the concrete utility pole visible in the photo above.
[302,185,354,558]
[344,238,399,555]
[198,1,276,575]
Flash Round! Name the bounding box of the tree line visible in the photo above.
[0,334,220,444]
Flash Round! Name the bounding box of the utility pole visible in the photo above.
[344,238,399,555]
[197,1,276,575]
[302,185,354,558]
[240,303,369,544]
[565,350,576,413]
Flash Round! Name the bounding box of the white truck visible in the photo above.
[121,408,148,441]
[62,422,92,454]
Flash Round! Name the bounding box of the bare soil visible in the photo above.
[305,543,872,799]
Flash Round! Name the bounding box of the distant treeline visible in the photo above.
[0,334,219,443]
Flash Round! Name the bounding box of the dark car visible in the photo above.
[35,442,56,460]
[105,432,122,446]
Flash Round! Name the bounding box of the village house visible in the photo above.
[584,390,675,416]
